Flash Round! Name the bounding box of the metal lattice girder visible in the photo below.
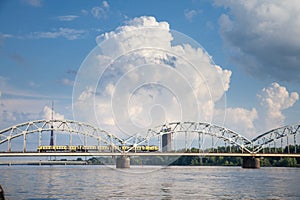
[0,119,124,152]
[251,124,300,153]
[1,119,299,154]
[144,121,253,153]
[119,130,160,152]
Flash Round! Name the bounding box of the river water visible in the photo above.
[0,165,299,199]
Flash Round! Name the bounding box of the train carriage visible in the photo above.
[37,145,159,152]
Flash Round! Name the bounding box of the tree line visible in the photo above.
[86,145,300,167]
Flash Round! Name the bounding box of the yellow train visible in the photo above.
[119,145,159,152]
[37,145,108,152]
[37,145,159,152]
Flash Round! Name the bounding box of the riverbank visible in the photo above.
[0,160,87,166]
[1,152,300,167]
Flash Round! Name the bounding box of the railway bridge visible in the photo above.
[0,119,299,168]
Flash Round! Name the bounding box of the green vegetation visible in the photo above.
[86,145,300,167]
[87,157,115,165]
[170,156,242,166]
[259,145,300,167]
[87,155,299,167]
[260,157,298,167]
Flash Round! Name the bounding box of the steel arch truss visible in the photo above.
[0,119,124,152]
[251,124,300,153]
[131,121,253,153]
[1,119,299,154]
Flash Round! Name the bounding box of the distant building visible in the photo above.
[162,127,172,152]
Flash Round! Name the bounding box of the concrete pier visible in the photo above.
[116,156,130,168]
[242,157,260,169]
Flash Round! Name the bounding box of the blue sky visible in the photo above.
[0,0,299,139]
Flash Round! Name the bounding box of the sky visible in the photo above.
[0,0,299,140]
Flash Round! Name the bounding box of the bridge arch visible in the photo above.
[0,119,123,152]
[251,124,300,153]
[1,120,299,154]
[123,121,253,153]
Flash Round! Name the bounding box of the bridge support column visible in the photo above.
[116,156,130,168]
[242,157,260,169]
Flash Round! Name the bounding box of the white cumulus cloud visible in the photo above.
[218,107,258,138]
[91,1,110,19]
[184,9,201,22]
[42,106,64,120]
[102,1,109,9]
[258,82,299,130]
[73,16,232,137]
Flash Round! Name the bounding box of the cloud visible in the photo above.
[56,15,79,21]
[59,78,74,86]
[0,76,70,128]
[0,33,13,40]
[184,9,201,22]
[216,0,300,82]
[0,89,26,125]
[29,81,39,87]
[77,87,94,102]
[102,1,109,9]
[91,7,105,18]
[0,33,14,45]
[216,107,258,138]
[22,0,42,7]
[73,16,232,137]
[41,106,64,120]
[257,82,299,130]
[0,100,67,132]
[0,98,45,128]
[91,1,110,19]
[0,110,17,123]
[2,28,86,41]
[81,9,89,15]
[31,28,87,40]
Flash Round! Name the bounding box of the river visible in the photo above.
[0,165,299,199]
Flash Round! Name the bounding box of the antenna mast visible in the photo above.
[50,100,54,146]
[51,100,54,121]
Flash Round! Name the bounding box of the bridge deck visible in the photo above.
[0,152,299,157]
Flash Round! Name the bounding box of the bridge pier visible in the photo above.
[116,156,130,168]
[242,157,260,169]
